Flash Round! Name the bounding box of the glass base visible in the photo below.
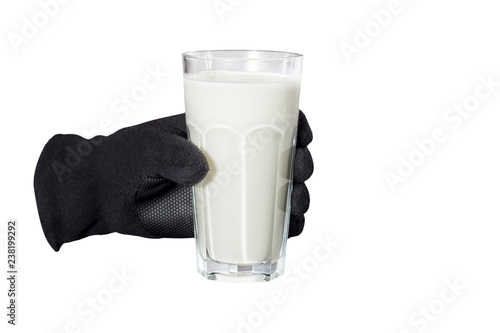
[197,254,285,282]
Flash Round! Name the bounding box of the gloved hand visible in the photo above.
[34,111,313,251]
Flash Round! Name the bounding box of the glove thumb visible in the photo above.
[147,131,209,186]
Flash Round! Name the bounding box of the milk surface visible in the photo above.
[184,71,300,265]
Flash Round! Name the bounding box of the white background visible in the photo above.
[1,0,500,332]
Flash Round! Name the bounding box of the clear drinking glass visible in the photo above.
[182,50,303,282]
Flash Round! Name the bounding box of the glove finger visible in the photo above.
[153,132,209,186]
[297,110,313,148]
[291,182,310,216]
[293,146,314,182]
[288,214,305,238]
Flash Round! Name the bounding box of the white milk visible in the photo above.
[184,71,300,265]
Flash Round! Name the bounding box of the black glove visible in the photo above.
[34,112,313,251]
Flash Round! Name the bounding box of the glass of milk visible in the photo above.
[182,50,303,282]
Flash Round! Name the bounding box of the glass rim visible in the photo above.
[182,50,303,61]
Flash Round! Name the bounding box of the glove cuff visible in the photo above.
[34,134,107,251]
